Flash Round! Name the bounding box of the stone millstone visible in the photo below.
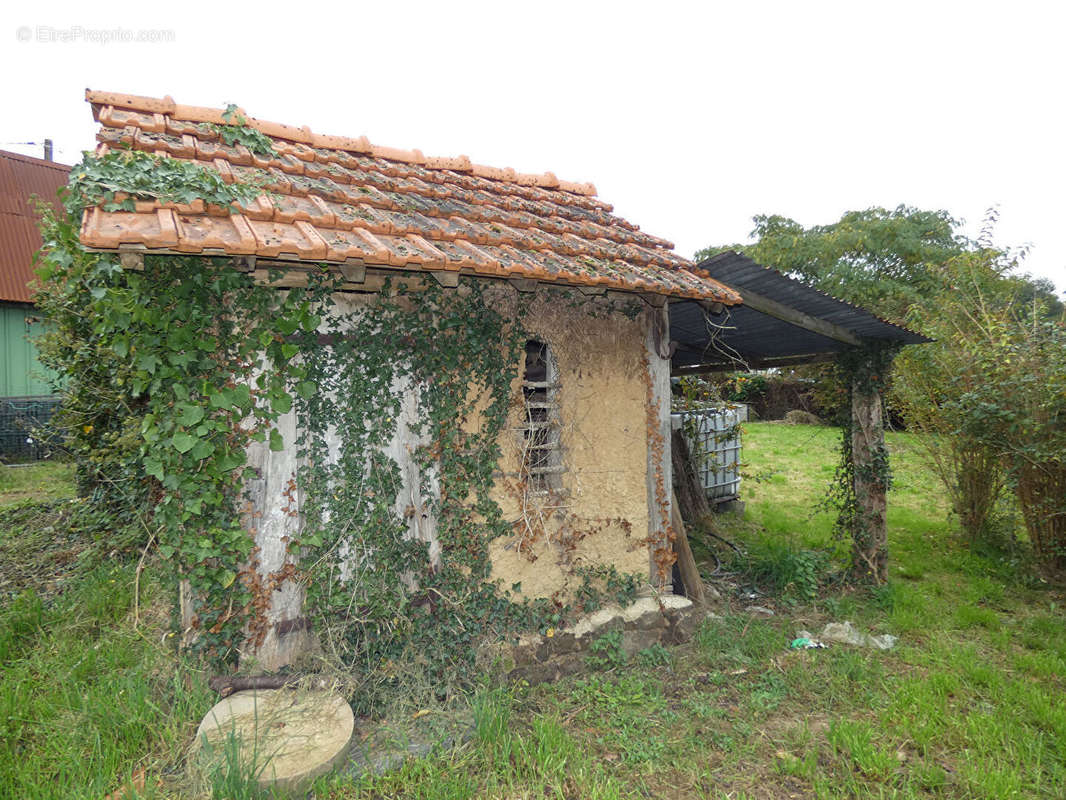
[191,689,354,795]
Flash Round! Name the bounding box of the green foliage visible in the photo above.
[573,565,641,610]
[65,147,265,214]
[821,341,900,582]
[721,372,768,403]
[34,199,330,661]
[294,281,530,707]
[585,630,626,670]
[894,244,1066,568]
[697,206,967,321]
[0,551,212,798]
[198,730,276,800]
[738,534,831,602]
[635,642,671,668]
[200,104,278,157]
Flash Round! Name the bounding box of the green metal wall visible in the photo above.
[1,304,55,397]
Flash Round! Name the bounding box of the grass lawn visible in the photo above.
[2,425,1064,798]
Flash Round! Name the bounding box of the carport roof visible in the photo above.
[671,250,931,372]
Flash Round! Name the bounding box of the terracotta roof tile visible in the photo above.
[78,90,741,304]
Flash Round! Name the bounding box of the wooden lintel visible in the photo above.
[578,285,607,296]
[510,278,538,293]
[119,251,144,271]
[338,260,366,284]
[642,293,668,308]
[431,270,460,288]
[738,288,862,347]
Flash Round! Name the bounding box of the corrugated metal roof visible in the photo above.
[671,250,931,371]
[0,150,70,304]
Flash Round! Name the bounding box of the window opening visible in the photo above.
[521,340,562,491]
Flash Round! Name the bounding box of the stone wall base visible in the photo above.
[483,595,710,685]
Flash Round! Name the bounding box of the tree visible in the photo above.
[699,207,1066,576]
[696,206,967,321]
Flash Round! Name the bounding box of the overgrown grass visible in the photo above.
[316,422,1066,798]
[0,461,75,507]
[0,466,213,799]
[4,425,1066,798]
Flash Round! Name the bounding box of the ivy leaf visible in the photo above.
[177,403,205,426]
[216,451,244,472]
[208,387,232,409]
[271,392,293,415]
[135,353,161,375]
[296,381,317,400]
[144,458,164,481]
[190,439,214,461]
[276,317,301,336]
[218,570,237,589]
[172,431,198,454]
[269,428,284,451]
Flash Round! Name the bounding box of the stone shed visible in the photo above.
[74,90,741,671]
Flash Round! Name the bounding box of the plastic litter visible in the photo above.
[745,605,775,616]
[789,637,827,650]
[818,621,898,650]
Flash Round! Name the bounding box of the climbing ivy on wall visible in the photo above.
[295,282,522,705]
[35,202,331,659]
[292,283,645,710]
[36,130,646,707]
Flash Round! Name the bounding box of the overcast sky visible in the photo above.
[4,1,1063,295]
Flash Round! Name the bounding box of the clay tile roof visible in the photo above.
[78,90,740,304]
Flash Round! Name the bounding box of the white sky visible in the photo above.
[3,0,1064,295]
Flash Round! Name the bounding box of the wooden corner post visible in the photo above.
[645,305,675,591]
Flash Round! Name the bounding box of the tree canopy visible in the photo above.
[697,205,1062,324]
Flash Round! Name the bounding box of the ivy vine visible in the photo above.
[65,148,265,214]
[200,104,278,157]
[821,340,901,580]
[36,133,646,706]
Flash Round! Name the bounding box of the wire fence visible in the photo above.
[0,396,61,462]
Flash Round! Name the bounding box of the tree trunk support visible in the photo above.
[851,371,888,583]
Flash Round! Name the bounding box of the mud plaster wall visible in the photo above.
[485,287,653,601]
[248,284,655,669]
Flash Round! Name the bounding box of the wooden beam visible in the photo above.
[645,306,674,591]
[671,351,839,375]
[737,287,862,347]
[338,260,366,284]
[510,278,538,293]
[232,255,256,273]
[642,292,667,308]
[578,285,607,296]
[119,251,144,271]
[430,271,460,288]
[671,489,706,604]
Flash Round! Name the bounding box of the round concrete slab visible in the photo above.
[192,689,354,795]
